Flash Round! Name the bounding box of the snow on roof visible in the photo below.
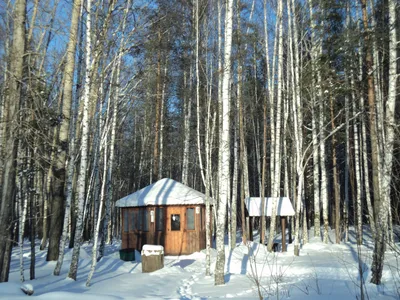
[116,178,210,207]
[245,197,295,217]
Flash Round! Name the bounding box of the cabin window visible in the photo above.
[142,209,149,231]
[156,207,164,231]
[171,214,180,231]
[186,208,195,230]
[123,210,129,232]
[130,210,138,231]
[137,209,143,230]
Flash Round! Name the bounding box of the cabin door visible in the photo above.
[164,207,184,255]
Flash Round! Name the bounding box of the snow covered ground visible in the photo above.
[1,227,399,299]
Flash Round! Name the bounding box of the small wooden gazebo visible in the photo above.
[245,197,295,252]
[116,178,211,255]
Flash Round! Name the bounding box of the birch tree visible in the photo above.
[287,0,304,256]
[182,68,191,185]
[215,0,233,286]
[67,0,93,280]
[267,0,284,252]
[370,0,398,285]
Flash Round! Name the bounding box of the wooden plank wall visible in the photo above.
[121,205,207,255]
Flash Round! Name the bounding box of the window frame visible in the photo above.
[171,214,181,231]
[130,210,138,231]
[142,209,149,232]
[156,207,164,231]
[123,209,129,232]
[186,207,195,231]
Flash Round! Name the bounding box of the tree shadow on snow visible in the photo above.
[171,259,195,269]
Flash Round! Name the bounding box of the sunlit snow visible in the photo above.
[0,227,398,299]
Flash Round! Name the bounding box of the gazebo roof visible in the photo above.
[116,178,210,207]
[245,197,295,217]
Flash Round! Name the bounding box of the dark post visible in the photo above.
[281,216,286,252]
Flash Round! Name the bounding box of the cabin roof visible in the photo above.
[116,178,211,207]
[245,197,295,217]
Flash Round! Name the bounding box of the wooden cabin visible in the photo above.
[116,178,211,255]
[245,197,295,251]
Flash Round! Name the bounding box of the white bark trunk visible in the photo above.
[100,0,130,253]
[86,131,108,286]
[17,146,28,282]
[215,0,233,286]
[195,0,206,188]
[382,0,397,246]
[182,70,191,185]
[205,12,213,275]
[267,0,283,252]
[350,58,363,245]
[68,0,92,280]
[288,0,304,255]
[318,76,328,244]
[158,64,167,180]
[230,121,238,249]
[308,0,321,239]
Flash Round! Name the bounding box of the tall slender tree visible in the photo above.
[47,0,82,261]
[0,0,27,282]
[215,0,233,286]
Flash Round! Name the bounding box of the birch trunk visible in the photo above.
[215,0,233,285]
[158,64,167,180]
[205,57,213,275]
[318,76,328,244]
[260,101,267,245]
[231,124,238,249]
[381,0,397,246]
[195,0,206,187]
[68,0,92,280]
[351,80,363,246]
[231,19,239,247]
[182,69,191,185]
[330,88,341,244]
[153,30,162,181]
[288,0,304,255]
[308,0,321,239]
[101,0,131,254]
[238,79,249,243]
[267,0,283,252]
[344,91,350,243]
[371,0,397,284]
[29,161,36,280]
[86,129,108,286]
[17,145,29,282]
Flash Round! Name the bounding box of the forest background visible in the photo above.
[0,0,398,288]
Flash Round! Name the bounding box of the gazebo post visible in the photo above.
[281,216,286,252]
